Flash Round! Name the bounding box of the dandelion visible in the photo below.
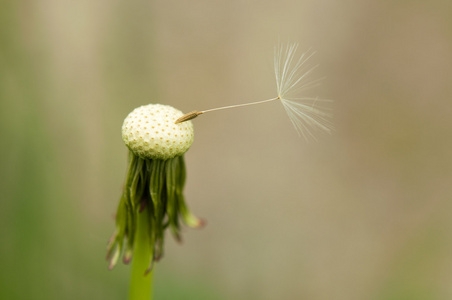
[107,104,203,300]
[176,43,333,140]
[108,43,332,300]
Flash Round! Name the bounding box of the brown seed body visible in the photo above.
[175,111,203,124]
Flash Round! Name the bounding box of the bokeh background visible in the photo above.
[1,1,452,299]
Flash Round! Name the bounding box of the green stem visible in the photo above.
[129,206,153,300]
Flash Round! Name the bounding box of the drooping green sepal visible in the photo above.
[107,151,204,272]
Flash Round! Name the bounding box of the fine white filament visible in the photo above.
[274,43,333,140]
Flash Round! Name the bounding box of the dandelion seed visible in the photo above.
[176,43,333,140]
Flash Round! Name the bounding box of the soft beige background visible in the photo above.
[1,1,451,299]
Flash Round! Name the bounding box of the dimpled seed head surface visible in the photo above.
[122,104,194,159]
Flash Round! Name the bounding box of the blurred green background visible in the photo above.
[1,1,452,299]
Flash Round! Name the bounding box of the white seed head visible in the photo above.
[122,104,194,159]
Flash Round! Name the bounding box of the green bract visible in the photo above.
[107,104,202,273]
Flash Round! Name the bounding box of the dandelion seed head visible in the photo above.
[122,104,194,159]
